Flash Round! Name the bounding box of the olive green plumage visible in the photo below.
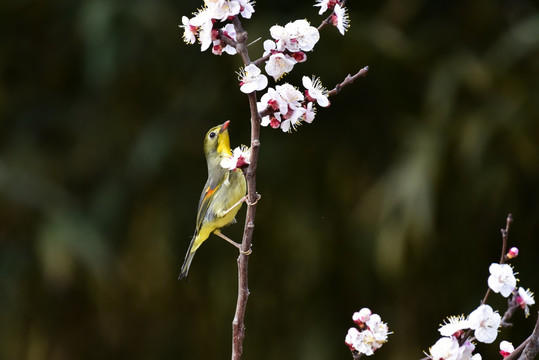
[179,121,247,280]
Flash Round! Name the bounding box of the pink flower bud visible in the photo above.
[290,51,306,63]
[352,308,372,325]
[506,247,519,259]
[268,99,280,111]
[269,116,280,129]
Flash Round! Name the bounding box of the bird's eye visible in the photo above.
[209,132,216,139]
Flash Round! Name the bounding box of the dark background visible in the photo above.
[1,0,538,359]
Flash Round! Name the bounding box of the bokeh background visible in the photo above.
[1,0,539,359]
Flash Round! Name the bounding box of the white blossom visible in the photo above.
[265,53,296,80]
[468,304,501,344]
[499,340,515,358]
[301,101,316,123]
[428,337,460,360]
[366,314,389,350]
[180,16,197,44]
[517,287,535,318]
[205,0,241,21]
[238,64,268,93]
[332,4,350,35]
[269,19,320,53]
[488,263,517,298]
[458,339,477,360]
[314,0,335,15]
[345,327,362,351]
[237,0,255,18]
[220,145,251,170]
[438,315,470,337]
[346,310,390,356]
[302,76,329,107]
[276,83,304,108]
[285,19,320,52]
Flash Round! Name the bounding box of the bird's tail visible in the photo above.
[179,235,198,280]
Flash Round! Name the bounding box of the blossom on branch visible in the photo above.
[212,23,238,55]
[468,304,501,344]
[265,52,296,80]
[488,263,517,298]
[180,0,255,53]
[499,341,514,358]
[258,83,306,132]
[238,64,268,93]
[427,337,482,360]
[302,76,329,107]
[353,308,372,326]
[301,101,316,123]
[258,74,332,132]
[237,0,255,18]
[428,336,460,360]
[332,4,350,35]
[261,19,320,80]
[516,287,535,318]
[270,19,320,53]
[204,0,240,21]
[438,315,470,337]
[345,308,390,356]
[314,0,339,15]
[220,145,251,170]
[180,16,198,44]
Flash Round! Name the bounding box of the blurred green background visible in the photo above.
[1,0,539,359]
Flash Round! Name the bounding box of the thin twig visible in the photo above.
[480,214,513,306]
[327,66,369,97]
[501,291,520,328]
[500,213,513,263]
[257,67,369,121]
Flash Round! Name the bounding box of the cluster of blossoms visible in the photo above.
[427,247,535,360]
[181,0,355,133]
[429,305,497,360]
[220,145,251,171]
[345,308,390,356]
[255,76,329,132]
[180,0,255,54]
[262,19,320,80]
[314,0,350,35]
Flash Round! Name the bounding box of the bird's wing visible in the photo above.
[195,170,226,232]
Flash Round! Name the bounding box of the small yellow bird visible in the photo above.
[179,121,247,280]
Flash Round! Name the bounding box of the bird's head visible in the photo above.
[204,121,233,161]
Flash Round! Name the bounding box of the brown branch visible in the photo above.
[252,53,271,68]
[230,15,262,360]
[500,213,513,263]
[257,68,369,121]
[503,312,539,360]
[518,312,539,359]
[501,291,520,328]
[327,66,369,97]
[480,213,513,306]
[218,30,239,49]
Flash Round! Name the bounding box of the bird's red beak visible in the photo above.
[220,120,230,133]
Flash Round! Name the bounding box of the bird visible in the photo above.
[179,120,247,280]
